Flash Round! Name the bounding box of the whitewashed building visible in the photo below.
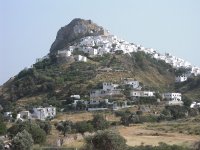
[17,111,31,119]
[70,95,80,99]
[130,90,155,97]
[57,50,71,57]
[190,102,200,108]
[175,76,187,82]
[163,93,183,105]
[75,55,87,62]
[4,112,12,118]
[103,82,119,91]
[32,106,56,120]
[124,79,141,90]
[89,99,109,105]
[163,93,182,101]
[72,100,88,106]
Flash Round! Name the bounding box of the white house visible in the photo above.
[175,76,187,82]
[57,50,71,57]
[70,95,80,99]
[4,112,12,118]
[90,89,107,99]
[190,102,200,108]
[75,55,87,62]
[32,106,56,120]
[130,91,155,97]
[89,99,109,105]
[163,93,182,101]
[103,82,119,91]
[112,101,128,110]
[163,93,183,105]
[72,100,88,106]
[82,47,98,56]
[17,111,31,119]
[124,79,141,89]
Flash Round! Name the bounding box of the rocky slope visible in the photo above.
[50,18,109,53]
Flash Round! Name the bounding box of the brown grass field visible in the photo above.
[44,112,200,149]
[118,124,200,147]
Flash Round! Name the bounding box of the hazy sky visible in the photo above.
[1,0,200,85]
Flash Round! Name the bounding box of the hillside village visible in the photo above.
[37,33,200,83]
[1,18,200,149]
[2,78,186,122]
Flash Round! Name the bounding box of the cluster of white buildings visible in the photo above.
[35,33,200,80]
[4,106,56,121]
[153,53,200,80]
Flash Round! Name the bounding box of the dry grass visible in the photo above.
[43,113,200,149]
[53,111,120,123]
[118,124,200,147]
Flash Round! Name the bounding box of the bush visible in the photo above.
[75,121,93,134]
[0,121,7,135]
[0,139,4,150]
[164,105,188,120]
[115,110,131,117]
[127,142,190,150]
[56,121,73,136]
[36,120,52,134]
[8,121,46,144]
[92,114,110,130]
[84,130,127,150]
[121,114,144,126]
[12,130,33,150]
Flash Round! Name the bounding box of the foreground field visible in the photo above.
[118,124,199,147]
[43,112,200,149]
[54,111,120,123]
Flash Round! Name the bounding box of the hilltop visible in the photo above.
[0,18,200,108]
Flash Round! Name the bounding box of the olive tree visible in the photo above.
[12,130,33,150]
[84,130,127,150]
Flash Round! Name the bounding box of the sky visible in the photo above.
[0,0,200,85]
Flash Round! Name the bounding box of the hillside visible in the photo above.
[0,18,199,109]
[0,51,175,107]
[175,76,200,100]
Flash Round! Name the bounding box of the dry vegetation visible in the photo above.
[54,111,120,123]
[118,124,199,147]
[42,112,200,149]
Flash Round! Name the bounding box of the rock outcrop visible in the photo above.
[50,18,109,53]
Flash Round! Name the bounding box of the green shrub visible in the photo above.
[8,121,46,144]
[92,114,110,130]
[75,121,93,134]
[84,130,127,150]
[12,130,33,150]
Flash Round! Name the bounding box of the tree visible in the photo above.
[75,121,93,135]
[165,106,188,120]
[0,139,4,150]
[8,121,46,144]
[36,120,52,134]
[182,96,192,108]
[76,101,86,110]
[0,121,7,135]
[84,130,127,150]
[56,121,73,137]
[92,114,109,130]
[12,130,33,150]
